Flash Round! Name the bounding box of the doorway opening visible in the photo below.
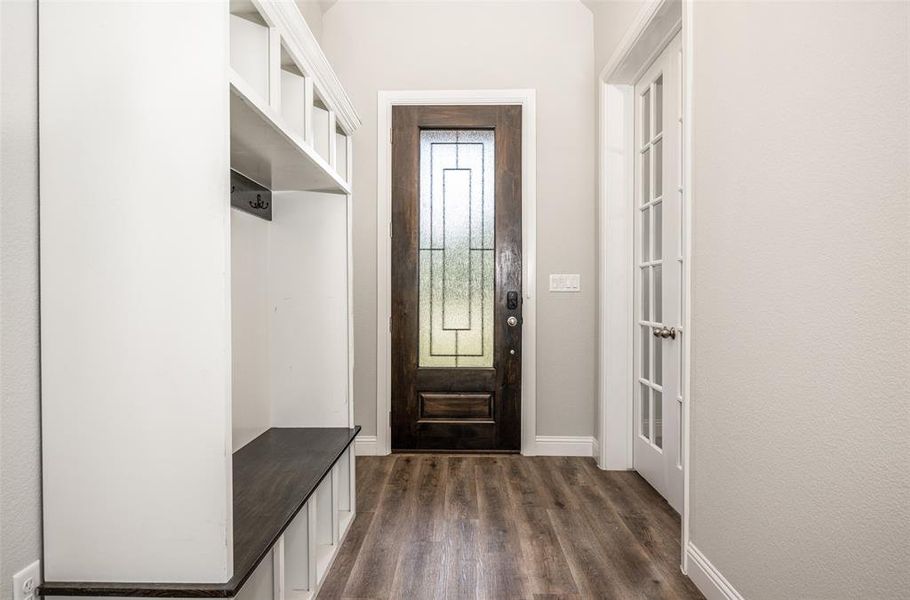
[597,0,691,572]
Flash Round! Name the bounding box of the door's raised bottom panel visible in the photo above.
[418,392,494,422]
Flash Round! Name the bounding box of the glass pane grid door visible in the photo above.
[418,129,495,368]
[633,31,684,512]
[638,73,665,451]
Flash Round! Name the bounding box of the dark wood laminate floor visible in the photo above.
[318,455,704,600]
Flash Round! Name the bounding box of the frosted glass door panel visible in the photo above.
[418,130,494,368]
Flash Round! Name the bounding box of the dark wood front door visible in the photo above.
[391,105,522,452]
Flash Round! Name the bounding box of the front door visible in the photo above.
[633,33,685,511]
[391,105,522,451]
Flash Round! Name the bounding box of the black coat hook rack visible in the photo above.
[230,170,272,221]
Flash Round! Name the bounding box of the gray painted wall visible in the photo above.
[0,1,42,596]
[584,0,645,446]
[321,1,598,438]
[689,2,910,598]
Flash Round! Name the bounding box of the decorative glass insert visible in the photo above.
[418,129,495,367]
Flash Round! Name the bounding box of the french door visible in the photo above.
[633,32,684,511]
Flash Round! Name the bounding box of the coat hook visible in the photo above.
[249,193,270,210]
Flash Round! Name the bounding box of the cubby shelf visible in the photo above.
[230,73,351,195]
[39,427,359,598]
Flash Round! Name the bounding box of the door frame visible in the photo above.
[596,0,694,572]
[376,89,538,456]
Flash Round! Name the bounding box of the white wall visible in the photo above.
[321,1,597,438]
[689,2,910,598]
[0,1,42,596]
[269,193,350,428]
[232,211,272,451]
[230,192,351,448]
[39,2,233,583]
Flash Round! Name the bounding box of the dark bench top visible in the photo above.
[40,426,360,598]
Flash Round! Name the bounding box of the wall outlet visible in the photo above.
[13,560,40,600]
[549,273,581,292]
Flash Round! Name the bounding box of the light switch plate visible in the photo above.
[549,273,580,292]
[13,560,39,600]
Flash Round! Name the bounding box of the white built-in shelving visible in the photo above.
[228,0,355,194]
[266,446,357,600]
[37,0,361,597]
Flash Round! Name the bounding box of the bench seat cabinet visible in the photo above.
[37,0,360,596]
[41,428,360,599]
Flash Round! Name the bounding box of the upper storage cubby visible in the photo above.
[280,44,307,140]
[312,89,331,164]
[229,0,271,104]
[335,124,350,183]
[229,0,359,195]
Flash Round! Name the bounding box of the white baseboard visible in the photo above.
[534,435,596,457]
[354,435,379,456]
[686,542,745,600]
[354,435,596,457]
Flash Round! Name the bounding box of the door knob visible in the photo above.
[507,316,519,327]
[652,326,677,340]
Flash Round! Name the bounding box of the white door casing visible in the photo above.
[633,32,684,512]
[376,89,538,456]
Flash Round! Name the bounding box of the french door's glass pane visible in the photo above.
[654,264,662,323]
[642,90,651,143]
[677,401,683,468]
[654,76,663,135]
[654,202,662,259]
[640,325,650,380]
[654,389,663,448]
[641,267,650,323]
[654,139,663,199]
[641,207,650,262]
[418,129,495,367]
[679,261,685,328]
[654,328,662,386]
[641,383,651,440]
[679,323,685,394]
[642,149,651,204]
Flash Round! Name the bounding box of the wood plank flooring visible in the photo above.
[318,455,704,600]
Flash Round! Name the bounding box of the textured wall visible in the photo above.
[584,0,647,74]
[0,1,42,595]
[321,1,597,438]
[689,2,910,598]
[585,0,646,449]
[295,0,324,42]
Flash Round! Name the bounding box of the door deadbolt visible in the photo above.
[507,316,519,327]
[507,291,520,310]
